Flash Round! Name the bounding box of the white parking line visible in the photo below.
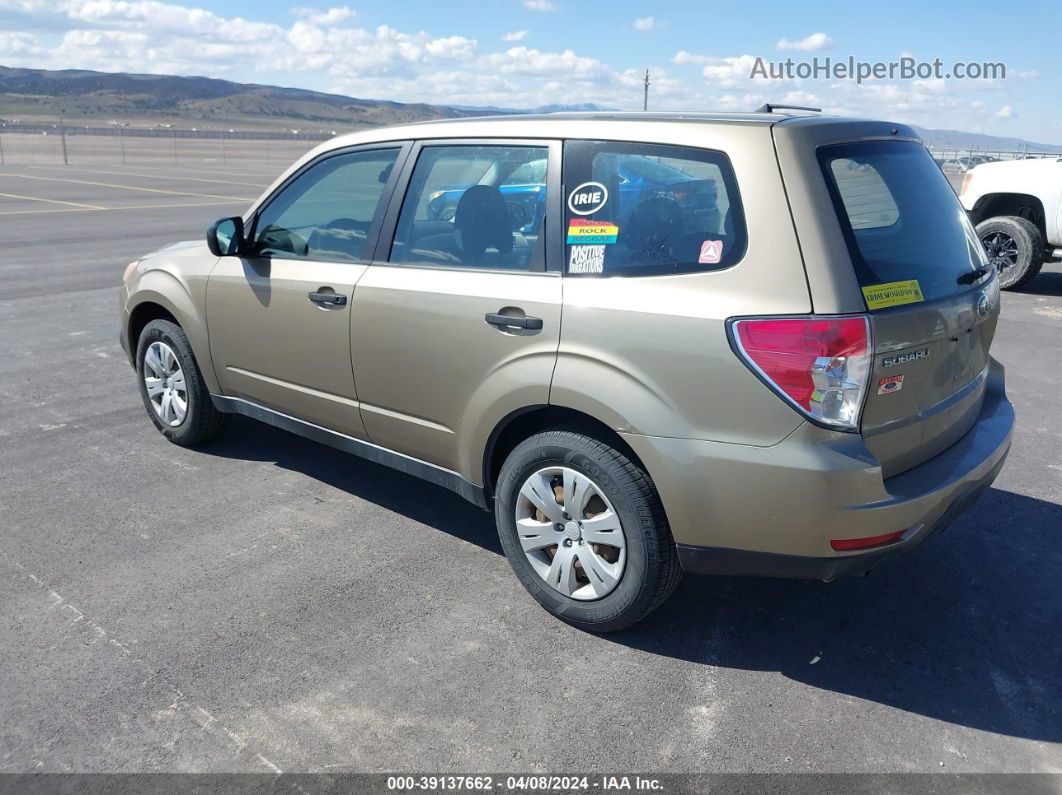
[0,200,246,217]
[0,190,104,210]
[0,172,255,202]
[27,164,272,190]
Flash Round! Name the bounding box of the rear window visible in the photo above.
[562,140,747,277]
[819,140,985,306]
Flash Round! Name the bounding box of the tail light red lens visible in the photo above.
[732,316,872,431]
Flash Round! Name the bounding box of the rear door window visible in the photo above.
[389,144,549,271]
[562,140,747,277]
[818,140,985,307]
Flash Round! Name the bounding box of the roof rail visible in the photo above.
[755,103,822,114]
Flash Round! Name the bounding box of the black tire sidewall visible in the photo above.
[977,216,1042,290]
[135,320,205,444]
[495,434,658,631]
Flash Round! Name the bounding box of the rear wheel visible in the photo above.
[494,428,681,632]
[135,319,229,446]
[977,215,1044,290]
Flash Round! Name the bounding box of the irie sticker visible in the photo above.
[567,219,618,245]
[861,279,924,310]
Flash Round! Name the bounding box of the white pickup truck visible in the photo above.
[959,157,1062,289]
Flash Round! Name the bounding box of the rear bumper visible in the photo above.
[676,449,1005,580]
[623,358,1014,579]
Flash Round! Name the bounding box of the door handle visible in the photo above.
[485,312,543,330]
[308,290,347,307]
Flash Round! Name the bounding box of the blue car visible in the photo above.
[427,156,720,235]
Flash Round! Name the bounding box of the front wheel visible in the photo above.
[135,319,229,446]
[977,215,1044,290]
[494,428,681,632]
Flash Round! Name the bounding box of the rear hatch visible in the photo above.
[816,138,998,477]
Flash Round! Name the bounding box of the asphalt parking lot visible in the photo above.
[1,162,1060,774]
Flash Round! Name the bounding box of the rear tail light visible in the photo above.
[732,316,872,431]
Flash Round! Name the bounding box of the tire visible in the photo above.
[494,428,682,632]
[977,215,1044,290]
[135,319,229,446]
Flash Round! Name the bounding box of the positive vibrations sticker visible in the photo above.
[877,374,904,395]
[567,219,619,245]
[569,245,606,274]
[567,182,609,215]
[861,279,924,310]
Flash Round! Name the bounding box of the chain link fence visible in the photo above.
[0,123,334,167]
[928,145,1062,174]
[3,124,1060,175]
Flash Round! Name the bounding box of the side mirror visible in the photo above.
[207,216,246,257]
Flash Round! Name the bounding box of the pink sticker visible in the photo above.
[698,239,723,265]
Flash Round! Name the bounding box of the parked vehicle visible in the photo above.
[952,155,999,172]
[960,157,1062,288]
[120,112,1014,631]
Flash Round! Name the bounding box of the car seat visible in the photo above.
[416,185,515,265]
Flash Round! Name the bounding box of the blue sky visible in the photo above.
[1,0,1059,142]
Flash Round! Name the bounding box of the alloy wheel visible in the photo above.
[981,230,1019,274]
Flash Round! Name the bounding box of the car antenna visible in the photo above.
[755,103,822,113]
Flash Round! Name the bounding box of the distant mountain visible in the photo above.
[3,65,1059,153]
[444,102,616,114]
[0,65,484,130]
[912,126,1062,154]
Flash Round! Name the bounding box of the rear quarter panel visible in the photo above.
[552,122,813,446]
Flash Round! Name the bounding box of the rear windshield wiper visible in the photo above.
[957,267,989,285]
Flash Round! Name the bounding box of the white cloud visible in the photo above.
[672,50,709,65]
[714,93,766,111]
[633,16,654,31]
[0,30,43,56]
[484,46,612,82]
[0,0,1045,135]
[781,89,820,106]
[291,6,354,26]
[701,54,785,87]
[424,34,477,60]
[776,32,832,51]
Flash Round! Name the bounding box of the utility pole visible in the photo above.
[59,110,69,166]
[643,69,650,111]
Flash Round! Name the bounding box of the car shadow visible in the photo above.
[201,416,501,553]
[1013,266,1062,296]
[615,486,1062,743]
[201,418,1061,742]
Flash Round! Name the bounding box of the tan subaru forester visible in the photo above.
[119,111,1014,631]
